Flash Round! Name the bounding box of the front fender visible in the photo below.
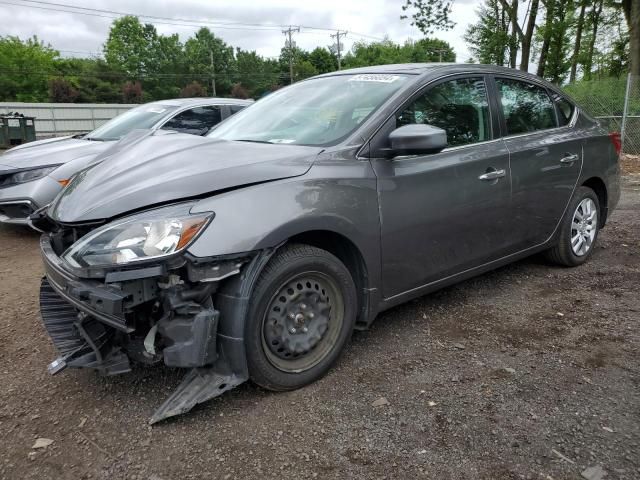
[186,161,381,292]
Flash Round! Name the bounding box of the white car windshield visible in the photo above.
[86,104,177,141]
[208,74,410,146]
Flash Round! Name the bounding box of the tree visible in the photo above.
[235,49,281,97]
[179,81,207,98]
[610,0,639,76]
[231,83,250,99]
[465,0,511,66]
[122,81,143,103]
[570,0,589,82]
[537,0,557,77]
[543,0,573,83]
[104,16,158,79]
[148,34,186,99]
[401,0,455,35]
[48,77,79,102]
[533,0,576,83]
[0,36,58,101]
[497,0,540,71]
[343,38,455,68]
[343,39,405,68]
[295,60,318,80]
[52,57,122,103]
[585,4,630,78]
[185,28,235,96]
[308,47,338,73]
[403,38,456,62]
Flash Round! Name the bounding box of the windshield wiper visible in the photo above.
[84,137,106,142]
[234,139,274,144]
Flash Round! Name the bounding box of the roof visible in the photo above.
[335,63,454,75]
[319,63,561,91]
[149,97,254,107]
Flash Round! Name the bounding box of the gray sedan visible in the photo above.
[0,97,252,225]
[33,64,620,423]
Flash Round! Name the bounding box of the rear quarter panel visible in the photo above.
[578,113,621,219]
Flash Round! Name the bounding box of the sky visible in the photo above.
[0,0,481,62]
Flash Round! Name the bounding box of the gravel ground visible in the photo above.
[1,174,639,480]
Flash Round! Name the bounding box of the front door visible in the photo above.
[370,76,512,299]
[494,77,583,251]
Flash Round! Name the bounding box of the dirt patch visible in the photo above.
[621,154,640,175]
[1,182,639,480]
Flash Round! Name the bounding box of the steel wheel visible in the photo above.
[261,271,344,373]
[571,197,598,256]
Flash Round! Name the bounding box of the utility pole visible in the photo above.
[330,30,347,70]
[430,49,448,63]
[209,49,217,96]
[282,26,300,84]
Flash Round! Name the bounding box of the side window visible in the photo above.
[496,78,557,134]
[396,77,491,147]
[230,105,245,115]
[553,95,575,127]
[161,106,222,135]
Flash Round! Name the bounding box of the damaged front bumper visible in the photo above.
[39,234,267,424]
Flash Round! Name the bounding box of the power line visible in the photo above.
[17,0,284,29]
[1,1,285,31]
[5,0,383,40]
[58,49,103,56]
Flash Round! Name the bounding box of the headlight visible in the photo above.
[62,204,213,268]
[0,165,60,187]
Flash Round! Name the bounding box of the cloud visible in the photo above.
[0,0,479,61]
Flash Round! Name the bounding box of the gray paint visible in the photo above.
[49,131,319,222]
[44,64,620,323]
[388,124,447,154]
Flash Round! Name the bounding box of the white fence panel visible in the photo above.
[0,102,136,138]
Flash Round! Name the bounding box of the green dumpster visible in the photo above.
[0,114,37,149]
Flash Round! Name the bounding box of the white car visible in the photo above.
[0,97,252,225]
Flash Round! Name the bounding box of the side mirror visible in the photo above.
[388,124,447,156]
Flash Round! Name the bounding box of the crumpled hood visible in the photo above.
[49,131,321,223]
[0,136,111,169]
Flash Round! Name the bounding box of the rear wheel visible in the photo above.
[546,186,600,266]
[245,244,357,391]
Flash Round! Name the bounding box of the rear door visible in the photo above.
[494,77,583,251]
[370,75,512,298]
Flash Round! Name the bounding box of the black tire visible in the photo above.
[245,243,357,391]
[546,186,600,267]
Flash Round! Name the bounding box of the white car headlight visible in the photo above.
[62,204,212,268]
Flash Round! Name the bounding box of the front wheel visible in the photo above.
[546,186,600,267]
[245,244,357,391]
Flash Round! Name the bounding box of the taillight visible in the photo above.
[609,132,622,156]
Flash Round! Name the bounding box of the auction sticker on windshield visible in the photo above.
[348,74,401,83]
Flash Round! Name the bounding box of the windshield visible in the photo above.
[208,74,410,146]
[87,104,178,141]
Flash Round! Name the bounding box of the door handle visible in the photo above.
[560,153,579,164]
[478,169,506,181]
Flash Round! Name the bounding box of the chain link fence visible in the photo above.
[564,74,640,155]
